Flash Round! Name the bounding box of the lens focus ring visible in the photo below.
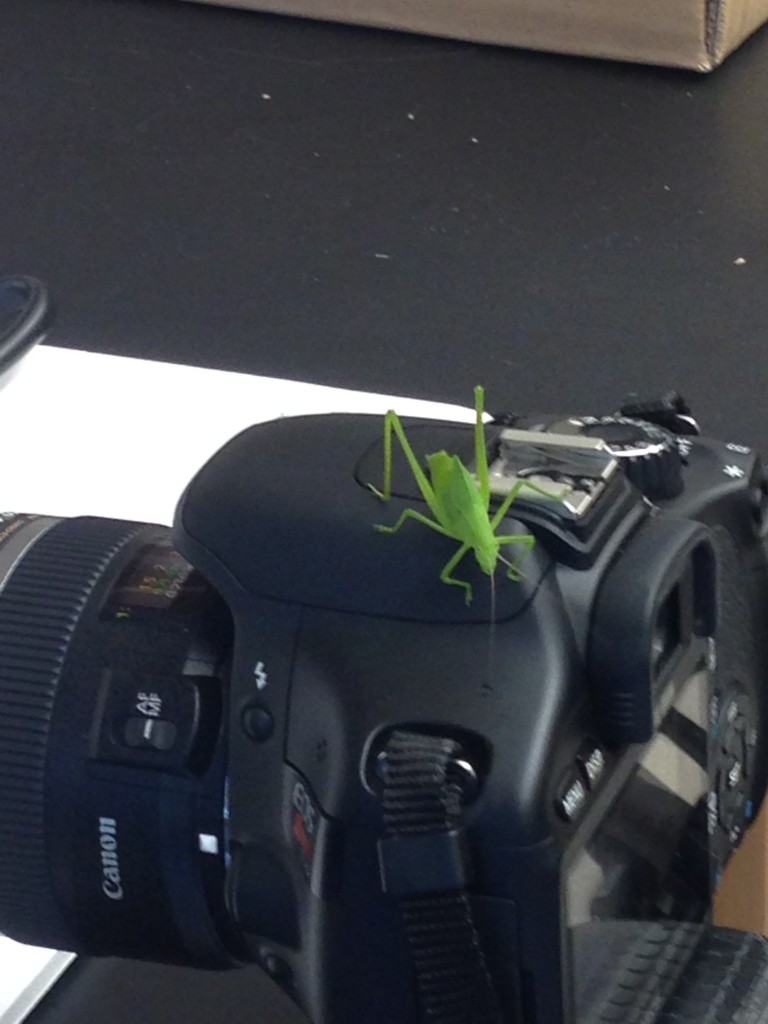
[0,517,143,947]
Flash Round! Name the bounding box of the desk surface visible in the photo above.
[2,0,768,448]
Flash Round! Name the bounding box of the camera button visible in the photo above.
[555,773,588,823]
[241,704,275,743]
[123,716,178,751]
[575,742,606,790]
[259,949,292,986]
[90,668,212,775]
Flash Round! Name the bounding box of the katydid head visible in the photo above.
[473,536,498,578]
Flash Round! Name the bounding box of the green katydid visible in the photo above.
[368,385,548,604]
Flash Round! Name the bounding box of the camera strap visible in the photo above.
[378,730,505,1024]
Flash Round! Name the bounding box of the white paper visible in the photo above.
[0,944,74,1024]
[1,346,475,524]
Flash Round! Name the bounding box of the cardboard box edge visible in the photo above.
[713,0,768,63]
[181,0,719,71]
[714,800,768,936]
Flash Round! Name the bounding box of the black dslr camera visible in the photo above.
[2,382,768,1024]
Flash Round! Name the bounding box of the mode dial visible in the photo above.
[563,416,683,500]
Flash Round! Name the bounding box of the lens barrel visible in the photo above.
[0,514,240,966]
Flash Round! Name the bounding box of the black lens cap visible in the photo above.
[0,276,52,384]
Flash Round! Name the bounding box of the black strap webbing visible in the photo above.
[379,730,504,1024]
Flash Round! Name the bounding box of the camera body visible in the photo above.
[173,399,768,1023]
[1,395,768,1024]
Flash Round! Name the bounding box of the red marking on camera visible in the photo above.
[293,812,313,863]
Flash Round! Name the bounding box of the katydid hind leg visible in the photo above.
[473,385,490,507]
[376,409,394,500]
[369,410,441,516]
[375,507,452,538]
[496,533,536,580]
[367,409,398,500]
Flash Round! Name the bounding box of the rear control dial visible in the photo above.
[564,416,683,500]
[711,687,757,848]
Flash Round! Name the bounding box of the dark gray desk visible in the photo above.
[3,0,768,444]
[2,1,768,1021]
